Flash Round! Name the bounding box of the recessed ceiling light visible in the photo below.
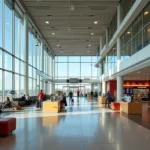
[144,11,149,15]
[45,21,49,24]
[91,33,94,35]
[94,21,98,24]
[88,44,91,47]
[60,50,63,53]
[127,31,131,35]
[52,33,55,35]
[57,45,60,47]
[87,50,90,53]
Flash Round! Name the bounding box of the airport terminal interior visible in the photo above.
[0,0,150,149]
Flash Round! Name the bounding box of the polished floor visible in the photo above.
[0,97,150,150]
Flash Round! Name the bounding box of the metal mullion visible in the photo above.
[18,18,21,97]
[12,7,15,95]
[2,0,4,101]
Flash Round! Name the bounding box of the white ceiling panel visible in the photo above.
[21,0,119,56]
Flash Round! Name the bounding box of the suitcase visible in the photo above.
[72,99,74,103]
[36,101,39,108]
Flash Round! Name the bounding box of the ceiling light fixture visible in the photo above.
[94,21,98,24]
[52,33,55,35]
[60,50,63,53]
[88,44,91,47]
[127,31,131,35]
[45,21,49,24]
[57,45,60,47]
[87,50,90,53]
[91,33,94,35]
[144,11,149,15]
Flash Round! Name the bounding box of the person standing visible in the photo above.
[38,90,44,108]
[69,91,73,103]
[77,90,80,101]
[105,91,111,107]
[91,91,94,99]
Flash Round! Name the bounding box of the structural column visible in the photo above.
[106,28,109,47]
[24,14,28,95]
[100,36,103,53]
[41,40,44,90]
[117,76,123,101]
[117,4,121,28]
[117,38,121,72]
[52,57,55,93]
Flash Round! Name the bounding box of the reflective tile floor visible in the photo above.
[0,97,150,150]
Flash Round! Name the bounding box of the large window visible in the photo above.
[69,63,80,78]
[55,56,97,79]
[0,0,53,99]
[0,70,2,102]
[120,0,136,22]
[0,0,2,47]
[5,53,12,71]
[4,71,12,99]
[15,74,20,98]
[4,1,12,53]
[0,50,2,68]
[120,2,150,62]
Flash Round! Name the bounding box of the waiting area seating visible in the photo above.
[111,102,120,110]
[0,118,16,136]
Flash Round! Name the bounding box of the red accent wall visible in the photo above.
[106,80,117,97]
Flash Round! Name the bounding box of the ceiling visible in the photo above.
[124,66,150,81]
[21,0,119,56]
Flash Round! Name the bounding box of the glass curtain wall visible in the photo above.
[0,0,52,101]
[55,56,97,94]
[55,56,97,79]
[120,2,150,62]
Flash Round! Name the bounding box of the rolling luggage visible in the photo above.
[72,99,74,103]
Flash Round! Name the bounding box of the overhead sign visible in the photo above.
[69,78,79,83]
[10,90,15,95]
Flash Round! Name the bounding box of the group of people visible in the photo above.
[20,94,31,105]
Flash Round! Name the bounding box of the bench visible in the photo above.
[111,102,120,110]
[0,118,16,136]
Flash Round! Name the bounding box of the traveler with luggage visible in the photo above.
[105,91,111,108]
[37,90,44,108]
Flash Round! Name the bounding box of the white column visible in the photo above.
[117,37,121,72]
[117,4,121,28]
[100,36,103,53]
[117,76,123,101]
[102,80,106,96]
[24,14,28,95]
[41,41,44,90]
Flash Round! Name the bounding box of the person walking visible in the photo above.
[69,91,73,103]
[105,91,111,108]
[38,90,44,108]
[77,90,80,101]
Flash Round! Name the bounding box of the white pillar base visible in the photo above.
[117,76,123,101]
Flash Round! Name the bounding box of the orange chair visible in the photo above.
[111,102,120,110]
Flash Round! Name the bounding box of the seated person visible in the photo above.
[25,94,32,105]
[21,94,26,101]
[1,97,15,110]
